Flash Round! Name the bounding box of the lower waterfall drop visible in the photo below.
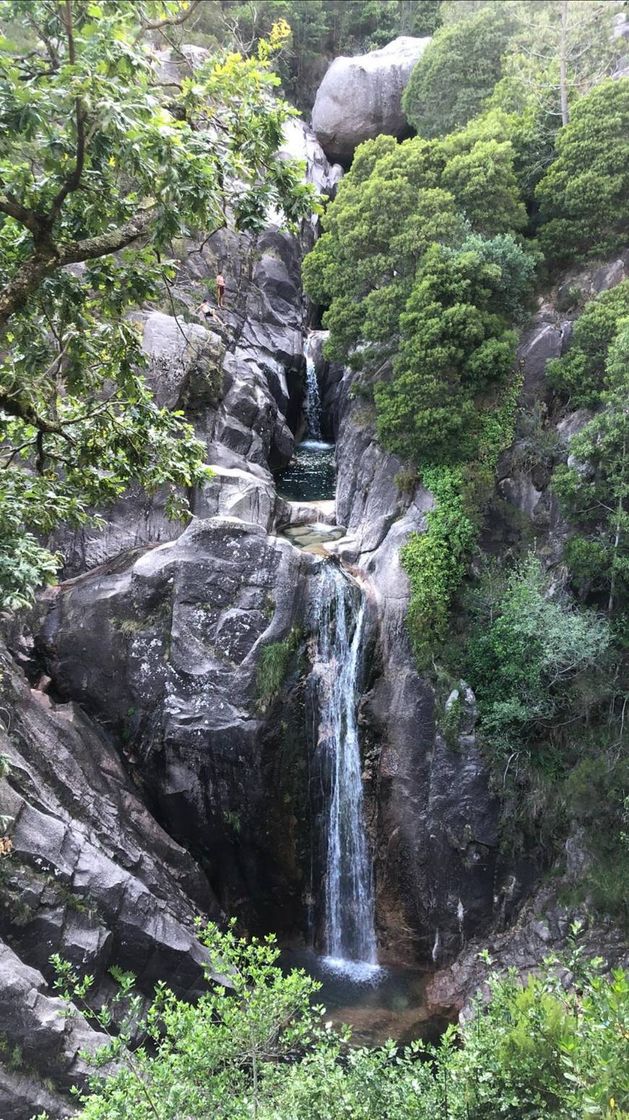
[313,564,379,978]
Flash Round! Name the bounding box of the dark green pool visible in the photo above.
[276,439,336,502]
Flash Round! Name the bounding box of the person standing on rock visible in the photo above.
[216,271,225,308]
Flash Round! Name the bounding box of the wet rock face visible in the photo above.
[325,368,500,965]
[311,36,431,164]
[0,648,220,1119]
[359,527,499,966]
[424,877,629,1024]
[41,517,319,937]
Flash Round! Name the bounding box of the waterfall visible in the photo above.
[304,332,323,441]
[312,565,378,974]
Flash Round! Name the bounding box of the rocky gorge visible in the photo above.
[0,25,628,1119]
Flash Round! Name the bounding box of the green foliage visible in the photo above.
[374,239,528,464]
[0,1,316,611]
[302,123,530,373]
[439,112,528,234]
[537,79,629,264]
[303,121,533,481]
[547,281,629,406]
[303,112,534,663]
[256,629,300,707]
[455,972,575,1118]
[554,320,629,617]
[39,926,629,1120]
[466,554,611,758]
[401,468,477,665]
[565,753,629,923]
[402,5,517,138]
[302,132,460,364]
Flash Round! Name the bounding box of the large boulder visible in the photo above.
[311,36,431,164]
[41,517,321,938]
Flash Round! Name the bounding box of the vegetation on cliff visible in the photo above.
[303,0,629,921]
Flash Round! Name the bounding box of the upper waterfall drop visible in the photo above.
[304,331,324,442]
[312,564,379,978]
[277,330,335,502]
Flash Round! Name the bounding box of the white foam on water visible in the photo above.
[321,956,384,984]
[299,439,335,451]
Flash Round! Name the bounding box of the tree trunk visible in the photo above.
[559,0,570,126]
[607,436,626,615]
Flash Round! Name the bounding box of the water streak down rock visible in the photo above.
[311,567,377,970]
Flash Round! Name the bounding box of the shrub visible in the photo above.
[546,281,629,407]
[455,972,575,1119]
[401,467,477,665]
[41,926,629,1120]
[466,554,611,757]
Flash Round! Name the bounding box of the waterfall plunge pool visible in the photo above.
[280,949,447,1048]
[276,333,337,503]
[276,438,336,502]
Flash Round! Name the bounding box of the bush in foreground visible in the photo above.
[36,922,629,1119]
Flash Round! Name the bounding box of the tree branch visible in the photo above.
[58,206,159,264]
[133,0,202,45]
[0,192,50,239]
[50,1,87,217]
[0,207,158,330]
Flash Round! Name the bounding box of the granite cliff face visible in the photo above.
[2,42,628,1116]
[0,117,336,1120]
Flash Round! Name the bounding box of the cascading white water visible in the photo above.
[304,332,324,441]
[279,331,335,502]
[312,565,379,977]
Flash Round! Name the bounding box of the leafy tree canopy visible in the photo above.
[403,2,623,209]
[402,3,518,138]
[373,239,525,464]
[302,121,531,374]
[0,0,315,609]
[536,78,629,264]
[546,279,629,406]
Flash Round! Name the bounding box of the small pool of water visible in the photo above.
[281,949,449,1047]
[276,440,336,502]
[282,522,346,553]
